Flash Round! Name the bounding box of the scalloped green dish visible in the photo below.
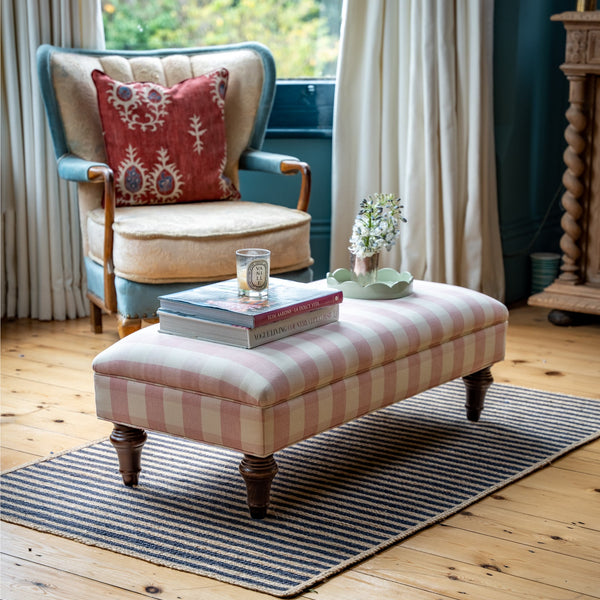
[326,268,414,300]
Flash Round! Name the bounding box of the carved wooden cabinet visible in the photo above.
[529,11,600,321]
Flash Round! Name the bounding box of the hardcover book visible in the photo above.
[158,304,339,348]
[158,278,343,328]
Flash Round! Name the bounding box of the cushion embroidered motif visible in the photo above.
[92,69,240,207]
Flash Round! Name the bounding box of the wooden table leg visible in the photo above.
[462,366,494,422]
[239,454,278,519]
[109,424,147,486]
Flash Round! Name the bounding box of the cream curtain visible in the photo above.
[331,0,505,300]
[1,0,104,320]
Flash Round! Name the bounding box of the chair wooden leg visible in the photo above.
[239,454,278,519]
[117,315,142,338]
[109,424,147,486]
[90,300,103,334]
[462,366,494,422]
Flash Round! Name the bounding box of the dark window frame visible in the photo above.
[267,80,334,139]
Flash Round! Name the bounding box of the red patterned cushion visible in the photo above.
[92,69,240,207]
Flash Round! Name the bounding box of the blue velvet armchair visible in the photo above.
[37,42,313,337]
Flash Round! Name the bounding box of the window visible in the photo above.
[102,0,342,79]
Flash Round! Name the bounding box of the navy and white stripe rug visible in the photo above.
[2,381,599,597]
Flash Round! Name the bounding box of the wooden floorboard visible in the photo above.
[1,305,599,599]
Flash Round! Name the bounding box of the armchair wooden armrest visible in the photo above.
[87,165,117,315]
[239,149,311,212]
[56,154,118,316]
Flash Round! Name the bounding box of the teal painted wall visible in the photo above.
[494,0,572,303]
[239,137,332,280]
[241,0,573,301]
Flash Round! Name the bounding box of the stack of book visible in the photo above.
[158,278,343,348]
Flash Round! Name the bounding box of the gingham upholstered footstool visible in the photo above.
[92,280,508,518]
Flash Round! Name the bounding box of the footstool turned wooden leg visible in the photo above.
[462,366,494,422]
[110,424,147,486]
[239,454,278,519]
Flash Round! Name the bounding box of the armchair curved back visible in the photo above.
[38,42,276,184]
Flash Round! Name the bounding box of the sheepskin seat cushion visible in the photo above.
[86,201,313,283]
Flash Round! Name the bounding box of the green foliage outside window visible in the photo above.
[102,0,341,79]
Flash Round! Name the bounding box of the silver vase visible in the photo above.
[350,253,380,286]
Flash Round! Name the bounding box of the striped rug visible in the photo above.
[2,381,599,597]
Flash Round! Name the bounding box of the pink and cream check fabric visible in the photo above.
[93,280,508,456]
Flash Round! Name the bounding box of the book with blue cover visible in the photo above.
[158,304,339,348]
[158,278,343,328]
